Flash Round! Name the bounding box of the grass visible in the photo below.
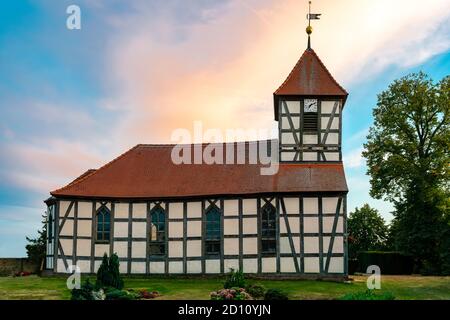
[0,275,449,300]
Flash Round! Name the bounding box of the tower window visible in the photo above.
[205,205,221,256]
[303,112,318,132]
[150,206,166,256]
[96,206,111,242]
[47,212,53,244]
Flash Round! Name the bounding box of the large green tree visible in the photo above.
[347,204,389,259]
[363,72,449,274]
[25,213,47,272]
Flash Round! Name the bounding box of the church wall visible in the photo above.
[49,194,347,277]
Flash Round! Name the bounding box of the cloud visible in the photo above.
[343,147,365,169]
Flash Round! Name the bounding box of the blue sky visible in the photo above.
[0,0,449,257]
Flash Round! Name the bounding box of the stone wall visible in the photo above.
[0,258,39,276]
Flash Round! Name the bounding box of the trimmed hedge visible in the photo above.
[356,251,413,275]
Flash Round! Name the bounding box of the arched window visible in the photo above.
[149,206,166,255]
[96,206,111,242]
[47,212,53,244]
[261,203,276,254]
[205,205,221,256]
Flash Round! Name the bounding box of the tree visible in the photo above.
[25,213,47,272]
[347,204,389,259]
[363,72,449,273]
[96,253,123,290]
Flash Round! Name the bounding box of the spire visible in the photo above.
[306,1,321,50]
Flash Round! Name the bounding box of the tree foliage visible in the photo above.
[348,204,389,259]
[363,72,450,274]
[96,253,123,290]
[25,213,47,271]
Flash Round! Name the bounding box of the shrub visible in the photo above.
[96,253,124,290]
[210,288,252,300]
[71,279,95,300]
[264,288,288,300]
[340,290,395,300]
[223,268,246,289]
[245,284,266,299]
[356,251,413,275]
[105,289,138,300]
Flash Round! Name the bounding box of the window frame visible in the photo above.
[95,206,111,243]
[149,205,166,256]
[47,208,53,244]
[204,205,222,257]
[260,202,277,255]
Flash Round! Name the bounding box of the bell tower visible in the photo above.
[274,2,348,163]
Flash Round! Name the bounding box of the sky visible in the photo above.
[0,0,449,257]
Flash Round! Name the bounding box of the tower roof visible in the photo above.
[274,48,348,120]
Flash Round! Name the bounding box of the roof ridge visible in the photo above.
[50,144,141,195]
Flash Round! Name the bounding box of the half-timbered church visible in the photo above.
[45,20,349,278]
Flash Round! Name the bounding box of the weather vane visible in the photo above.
[306,1,321,49]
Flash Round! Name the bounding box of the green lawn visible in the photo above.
[0,275,449,300]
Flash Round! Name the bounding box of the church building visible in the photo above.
[45,19,349,278]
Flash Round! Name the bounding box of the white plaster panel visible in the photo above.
[187,261,202,273]
[321,100,340,114]
[328,257,344,273]
[132,203,147,218]
[281,132,297,145]
[283,198,299,214]
[322,197,342,214]
[205,260,220,273]
[286,100,301,113]
[280,257,296,273]
[224,218,239,235]
[323,217,343,233]
[132,222,146,238]
[187,240,202,257]
[224,238,239,255]
[303,152,317,161]
[187,202,202,218]
[60,219,73,236]
[224,259,239,272]
[304,257,320,273]
[132,241,146,258]
[262,257,277,273]
[280,236,300,254]
[114,222,128,238]
[303,198,319,214]
[150,261,165,274]
[78,201,92,218]
[57,259,69,273]
[325,133,339,145]
[114,203,129,219]
[169,261,183,273]
[169,202,184,219]
[187,220,201,237]
[131,262,146,274]
[303,134,318,144]
[77,239,91,257]
[304,217,319,233]
[281,152,296,161]
[243,238,257,255]
[243,218,257,234]
[321,116,339,130]
[224,200,239,216]
[113,241,128,258]
[169,240,183,257]
[169,221,184,238]
[304,237,319,253]
[77,260,90,273]
[77,220,91,237]
[60,239,73,256]
[243,259,258,273]
[242,199,257,215]
[324,152,339,161]
[280,217,300,233]
[59,201,74,218]
[95,244,109,257]
[323,236,344,254]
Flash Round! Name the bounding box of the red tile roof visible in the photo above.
[274,49,348,120]
[51,142,348,199]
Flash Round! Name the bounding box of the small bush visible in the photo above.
[340,290,395,300]
[71,279,95,300]
[223,268,246,289]
[210,288,252,300]
[264,288,288,300]
[105,289,138,300]
[245,284,266,299]
[96,253,124,290]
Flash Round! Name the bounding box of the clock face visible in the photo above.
[304,99,318,112]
